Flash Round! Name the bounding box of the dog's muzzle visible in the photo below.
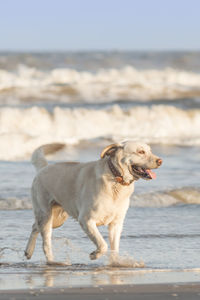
[131,158,162,180]
[131,166,157,180]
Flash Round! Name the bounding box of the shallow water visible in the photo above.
[1,144,200,290]
[1,205,200,269]
[0,205,200,289]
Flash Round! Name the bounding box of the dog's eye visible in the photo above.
[138,150,145,155]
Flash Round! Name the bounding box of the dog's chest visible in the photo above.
[96,214,114,226]
[93,195,130,226]
[91,182,134,226]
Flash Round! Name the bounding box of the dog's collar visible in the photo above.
[107,157,133,186]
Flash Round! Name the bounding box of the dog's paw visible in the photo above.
[89,246,108,260]
[90,250,101,260]
[24,251,31,260]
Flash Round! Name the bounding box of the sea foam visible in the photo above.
[0,105,200,160]
[1,65,200,103]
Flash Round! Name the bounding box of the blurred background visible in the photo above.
[0,0,200,157]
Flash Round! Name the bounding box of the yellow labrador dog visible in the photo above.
[25,141,162,263]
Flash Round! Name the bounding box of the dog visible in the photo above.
[25,141,162,263]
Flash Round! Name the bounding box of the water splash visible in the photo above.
[0,247,22,259]
[107,251,145,268]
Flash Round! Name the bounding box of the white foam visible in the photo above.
[1,65,200,102]
[0,198,32,210]
[131,188,200,207]
[0,105,200,160]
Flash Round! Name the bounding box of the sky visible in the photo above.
[0,0,200,51]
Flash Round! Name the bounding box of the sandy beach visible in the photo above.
[0,283,200,300]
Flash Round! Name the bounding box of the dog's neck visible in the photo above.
[107,156,134,186]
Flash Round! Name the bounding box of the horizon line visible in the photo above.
[0,48,200,53]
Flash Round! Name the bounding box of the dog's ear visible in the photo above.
[100,143,122,159]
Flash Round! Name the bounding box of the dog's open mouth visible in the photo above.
[131,165,156,180]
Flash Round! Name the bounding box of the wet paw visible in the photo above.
[90,250,101,260]
[89,246,108,260]
[24,251,31,260]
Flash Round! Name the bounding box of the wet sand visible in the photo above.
[1,263,200,299]
[0,283,200,300]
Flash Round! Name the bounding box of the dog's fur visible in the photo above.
[25,141,162,263]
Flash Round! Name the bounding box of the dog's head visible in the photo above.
[101,141,162,182]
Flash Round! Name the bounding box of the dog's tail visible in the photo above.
[31,143,65,172]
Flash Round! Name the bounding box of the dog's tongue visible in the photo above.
[146,169,156,179]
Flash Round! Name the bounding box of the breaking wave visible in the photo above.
[0,188,199,210]
[131,187,200,207]
[1,65,200,103]
[0,105,200,160]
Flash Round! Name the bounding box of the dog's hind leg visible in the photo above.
[39,213,54,263]
[25,223,39,259]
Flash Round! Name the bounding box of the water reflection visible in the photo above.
[0,262,200,290]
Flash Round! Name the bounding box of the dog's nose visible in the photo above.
[156,158,162,166]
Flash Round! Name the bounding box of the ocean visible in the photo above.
[0,51,200,289]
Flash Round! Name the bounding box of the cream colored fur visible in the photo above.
[25,141,162,263]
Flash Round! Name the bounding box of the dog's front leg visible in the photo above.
[79,218,108,260]
[108,219,124,255]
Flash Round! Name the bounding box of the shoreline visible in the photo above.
[0,283,200,300]
[0,264,200,291]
